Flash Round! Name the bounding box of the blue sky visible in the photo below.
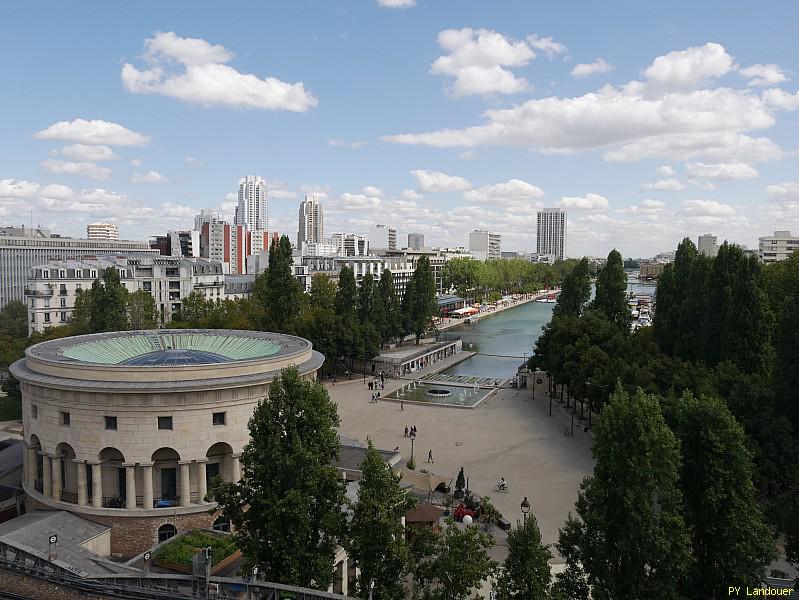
[1,0,798,257]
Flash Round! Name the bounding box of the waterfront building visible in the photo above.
[0,226,156,309]
[407,232,424,250]
[371,224,397,254]
[86,223,119,241]
[302,255,417,297]
[536,208,567,261]
[698,233,719,257]
[25,256,224,334]
[759,230,799,263]
[297,195,324,252]
[639,262,667,279]
[469,230,501,261]
[234,175,268,231]
[12,329,324,557]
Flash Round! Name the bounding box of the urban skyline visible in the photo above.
[1,2,799,257]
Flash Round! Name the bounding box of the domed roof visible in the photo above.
[122,349,229,366]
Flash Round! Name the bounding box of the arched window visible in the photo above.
[158,523,177,543]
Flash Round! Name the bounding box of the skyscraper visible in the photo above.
[697,233,718,257]
[234,175,268,231]
[297,195,324,250]
[371,224,397,253]
[536,208,567,261]
[468,230,501,261]
[407,232,424,250]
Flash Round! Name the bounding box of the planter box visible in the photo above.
[153,558,192,574]
[211,549,242,575]
[497,517,512,532]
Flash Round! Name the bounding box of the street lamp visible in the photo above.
[547,372,554,417]
[520,497,530,523]
[409,430,416,464]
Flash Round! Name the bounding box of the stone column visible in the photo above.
[196,460,207,503]
[41,454,52,497]
[231,454,241,482]
[26,445,38,488]
[76,460,88,506]
[90,462,102,508]
[340,557,348,596]
[51,456,62,501]
[124,464,137,509]
[179,461,191,507]
[140,463,154,509]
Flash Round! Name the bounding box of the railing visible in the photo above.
[59,490,78,504]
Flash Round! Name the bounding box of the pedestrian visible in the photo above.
[427,449,434,463]
[376,391,381,399]
[404,426,408,437]
[401,400,405,411]
[368,381,372,390]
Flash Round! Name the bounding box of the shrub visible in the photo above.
[155,530,237,566]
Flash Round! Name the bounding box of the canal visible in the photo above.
[442,300,555,378]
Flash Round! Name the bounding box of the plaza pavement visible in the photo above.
[328,366,596,568]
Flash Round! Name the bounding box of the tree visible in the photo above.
[346,440,415,599]
[213,368,347,589]
[591,249,630,328]
[356,273,381,362]
[178,291,211,326]
[442,257,483,298]
[407,256,436,344]
[299,274,341,375]
[494,513,553,600]
[555,387,690,599]
[0,300,28,339]
[127,290,157,329]
[70,288,92,333]
[417,519,496,600]
[254,235,304,333]
[552,258,590,319]
[335,266,359,373]
[666,392,775,599]
[378,268,402,346]
[89,267,129,332]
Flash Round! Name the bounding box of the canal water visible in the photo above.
[442,274,658,378]
[442,301,555,378]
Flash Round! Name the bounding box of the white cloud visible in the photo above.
[411,169,472,192]
[559,193,609,211]
[377,0,415,7]
[766,182,799,208]
[300,184,330,196]
[130,158,143,167]
[571,58,613,78]
[762,88,799,111]
[270,189,298,199]
[185,156,202,167]
[130,170,168,183]
[57,144,118,162]
[431,28,536,97]
[656,165,675,176]
[680,199,736,217]
[641,178,687,191]
[740,63,787,87]
[385,42,779,165]
[361,185,384,197]
[334,192,382,210]
[401,189,423,200]
[642,42,736,91]
[0,179,43,198]
[328,138,367,149]
[526,34,568,58]
[34,118,150,146]
[464,178,545,206]
[40,159,112,180]
[457,150,478,160]
[685,161,758,180]
[122,31,317,112]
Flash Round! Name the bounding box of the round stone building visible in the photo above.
[11,329,324,557]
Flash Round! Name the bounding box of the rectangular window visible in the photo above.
[60,411,70,426]
[212,412,226,426]
[158,416,173,430]
[105,416,117,430]
[60,298,66,307]
[44,313,51,323]
[60,312,67,322]
[32,404,38,419]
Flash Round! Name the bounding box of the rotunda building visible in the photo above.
[11,329,324,557]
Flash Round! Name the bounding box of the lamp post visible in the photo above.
[409,430,416,465]
[570,396,576,437]
[547,372,554,416]
[520,496,530,523]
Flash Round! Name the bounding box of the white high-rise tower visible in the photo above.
[234,175,268,231]
[297,195,324,250]
[536,208,567,261]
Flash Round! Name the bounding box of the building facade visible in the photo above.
[297,195,324,251]
[151,231,200,258]
[12,329,324,557]
[759,230,799,263]
[468,230,501,261]
[0,226,157,309]
[536,208,567,261]
[25,256,224,334]
[331,233,369,257]
[86,223,119,241]
[234,175,268,231]
[407,232,424,250]
[371,225,397,253]
[698,233,719,257]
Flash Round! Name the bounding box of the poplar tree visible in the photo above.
[89,267,129,332]
[553,257,591,318]
[378,268,401,346]
[254,235,303,333]
[591,249,630,328]
[494,513,553,600]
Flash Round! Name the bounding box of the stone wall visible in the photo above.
[0,568,112,600]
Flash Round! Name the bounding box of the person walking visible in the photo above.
[427,449,434,463]
[400,400,405,411]
[404,426,408,437]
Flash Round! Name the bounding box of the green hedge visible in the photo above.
[155,531,237,566]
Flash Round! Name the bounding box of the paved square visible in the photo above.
[330,377,595,552]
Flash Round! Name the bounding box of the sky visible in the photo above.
[1,0,798,258]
